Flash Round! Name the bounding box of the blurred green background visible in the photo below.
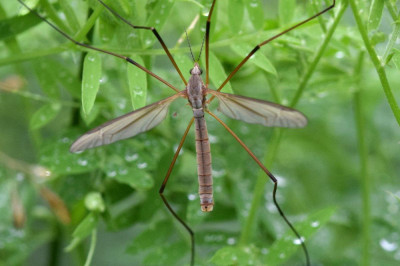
[0,0,399,265]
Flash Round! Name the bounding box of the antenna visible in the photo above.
[197,32,206,62]
[185,29,196,62]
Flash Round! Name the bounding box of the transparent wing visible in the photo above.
[70,93,182,152]
[208,90,307,128]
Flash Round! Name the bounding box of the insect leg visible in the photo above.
[207,110,310,266]
[17,0,180,93]
[205,0,217,87]
[208,0,336,103]
[96,0,187,85]
[159,118,195,266]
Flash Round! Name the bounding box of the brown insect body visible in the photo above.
[186,63,213,212]
[19,0,336,264]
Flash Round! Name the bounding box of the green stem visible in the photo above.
[352,52,370,266]
[84,229,97,266]
[239,129,283,245]
[291,0,347,107]
[349,0,400,126]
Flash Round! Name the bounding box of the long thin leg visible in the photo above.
[208,0,336,102]
[18,0,180,93]
[205,0,217,87]
[159,118,195,266]
[207,110,310,266]
[97,0,187,86]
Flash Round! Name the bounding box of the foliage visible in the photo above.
[0,0,399,265]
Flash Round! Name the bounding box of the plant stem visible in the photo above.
[353,51,371,266]
[239,129,283,245]
[84,229,97,266]
[291,0,347,107]
[349,0,400,126]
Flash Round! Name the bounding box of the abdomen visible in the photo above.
[194,115,213,212]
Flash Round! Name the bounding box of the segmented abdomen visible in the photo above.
[194,115,213,212]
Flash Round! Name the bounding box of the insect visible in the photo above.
[19,0,335,265]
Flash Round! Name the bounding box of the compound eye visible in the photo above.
[189,68,193,74]
[199,68,203,74]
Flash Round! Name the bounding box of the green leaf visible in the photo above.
[126,219,172,255]
[65,212,99,252]
[264,206,337,264]
[279,0,296,26]
[228,0,244,33]
[142,1,175,47]
[34,59,60,99]
[29,103,61,130]
[0,12,41,41]
[127,55,147,110]
[368,0,384,32]
[59,0,81,33]
[82,52,102,115]
[201,51,233,93]
[39,132,100,175]
[210,245,259,265]
[107,163,154,190]
[102,141,162,190]
[244,0,264,30]
[231,43,277,76]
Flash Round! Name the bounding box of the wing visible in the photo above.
[70,93,182,152]
[208,90,307,128]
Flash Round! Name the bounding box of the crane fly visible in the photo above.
[19,0,336,265]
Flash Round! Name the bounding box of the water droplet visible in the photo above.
[125,153,138,162]
[227,237,236,245]
[88,56,95,62]
[335,51,345,59]
[293,237,305,245]
[107,170,117,177]
[209,134,218,143]
[265,202,277,213]
[212,169,225,178]
[16,172,25,182]
[204,234,224,243]
[134,90,143,96]
[77,158,88,166]
[128,32,137,38]
[137,162,148,169]
[275,175,287,187]
[145,39,152,45]
[311,221,320,227]
[279,253,286,259]
[100,75,108,84]
[118,100,126,110]
[155,19,160,24]
[119,168,128,175]
[188,194,196,201]
[380,238,398,252]
[241,209,249,217]
[261,248,268,254]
